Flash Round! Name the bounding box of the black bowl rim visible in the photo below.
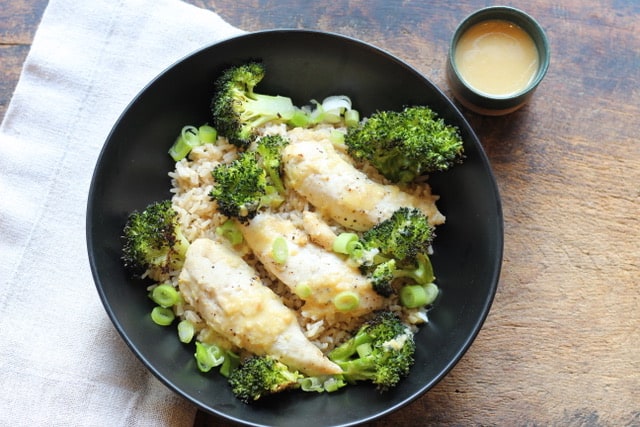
[87,28,503,426]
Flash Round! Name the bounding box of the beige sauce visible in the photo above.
[454,20,539,96]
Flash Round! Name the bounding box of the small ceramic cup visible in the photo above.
[447,6,550,116]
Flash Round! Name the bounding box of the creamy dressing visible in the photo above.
[454,20,539,96]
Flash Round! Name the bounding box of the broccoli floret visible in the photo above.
[210,151,267,222]
[345,105,464,183]
[350,207,435,298]
[121,200,190,279]
[368,259,397,297]
[211,62,308,148]
[328,311,416,391]
[228,355,303,403]
[254,134,289,195]
[210,135,290,222]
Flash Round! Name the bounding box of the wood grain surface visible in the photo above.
[2,1,638,426]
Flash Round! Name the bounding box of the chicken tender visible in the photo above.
[178,238,342,376]
[301,210,337,251]
[238,212,385,321]
[282,139,444,231]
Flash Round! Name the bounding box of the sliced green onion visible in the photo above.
[333,232,360,255]
[150,284,181,308]
[168,138,191,162]
[308,100,324,124]
[197,124,217,144]
[194,342,225,372]
[168,125,215,161]
[177,320,195,343]
[294,282,312,299]
[272,236,289,264]
[168,126,198,161]
[399,285,429,308]
[333,291,360,311]
[215,219,243,245]
[219,350,240,378]
[329,129,345,146]
[323,376,346,392]
[287,108,312,127]
[423,282,439,306]
[299,377,324,392]
[344,109,360,127]
[150,306,175,326]
[321,95,352,113]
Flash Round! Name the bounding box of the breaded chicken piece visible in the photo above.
[282,139,444,231]
[238,212,385,320]
[178,238,342,376]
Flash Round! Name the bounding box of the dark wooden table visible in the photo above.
[2,1,638,425]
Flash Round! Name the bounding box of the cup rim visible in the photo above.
[448,5,550,101]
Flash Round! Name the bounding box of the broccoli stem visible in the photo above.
[393,253,435,285]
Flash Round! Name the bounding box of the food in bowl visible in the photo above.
[120,61,465,402]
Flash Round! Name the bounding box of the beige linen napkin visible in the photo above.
[0,0,243,424]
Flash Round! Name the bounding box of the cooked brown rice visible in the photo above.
[166,123,443,353]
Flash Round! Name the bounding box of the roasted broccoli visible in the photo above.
[328,311,416,391]
[210,151,266,222]
[211,62,308,148]
[210,135,289,222]
[121,200,189,279]
[345,105,464,184]
[338,207,437,306]
[228,355,303,403]
[254,134,289,195]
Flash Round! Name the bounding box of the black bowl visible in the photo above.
[87,29,503,427]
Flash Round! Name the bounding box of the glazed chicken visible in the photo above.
[178,238,342,376]
[282,138,444,231]
[238,212,385,320]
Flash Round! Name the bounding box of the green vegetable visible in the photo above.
[308,95,359,127]
[345,105,464,183]
[195,342,226,373]
[210,62,306,148]
[332,232,360,255]
[168,124,218,161]
[209,135,290,222]
[333,291,360,312]
[215,219,243,245]
[399,285,428,308]
[194,341,239,377]
[294,282,312,299]
[299,375,347,393]
[422,282,439,306]
[219,350,240,378]
[342,207,437,304]
[271,236,289,264]
[210,151,268,222]
[197,124,218,144]
[121,200,190,279]
[344,108,360,127]
[210,62,359,147]
[150,283,180,308]
[150,306,175,326]
[328,311,416,391]
[228,355,303,403]
[177,320,195,344]
[255,134,289,195]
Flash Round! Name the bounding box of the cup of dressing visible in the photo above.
[447,6,550,115]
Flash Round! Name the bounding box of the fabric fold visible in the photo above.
[0,0,244,424]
